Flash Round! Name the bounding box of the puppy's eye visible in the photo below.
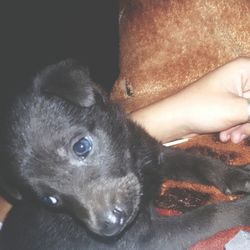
[41,196,59,207]
[73,137,92,158]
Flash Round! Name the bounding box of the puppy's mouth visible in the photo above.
[83,191,142,237]
[100,206,140,237]
[75,173,142,237]
[87,205,140,238]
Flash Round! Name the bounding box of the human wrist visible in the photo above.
[129,97,191,143]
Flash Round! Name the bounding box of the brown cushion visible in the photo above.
[111,0,250,113]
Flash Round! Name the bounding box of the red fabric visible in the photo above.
[155,207,182,216]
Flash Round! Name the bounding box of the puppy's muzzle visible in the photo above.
[100,207,127,236]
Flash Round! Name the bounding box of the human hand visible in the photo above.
[216,58,250,143]
[130,57,250,143]
[182,57,250,143]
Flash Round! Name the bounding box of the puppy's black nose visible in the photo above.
[102,207,127,236]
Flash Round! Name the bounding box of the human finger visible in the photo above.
[219,126,241,142]
[220,123,250,143]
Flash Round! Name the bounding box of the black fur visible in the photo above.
[1,60,250,250]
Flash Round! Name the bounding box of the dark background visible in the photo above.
[1,1,119,103]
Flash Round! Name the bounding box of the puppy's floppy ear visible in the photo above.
[35,59,108,107]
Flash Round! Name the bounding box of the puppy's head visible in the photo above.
[5,60,142,237]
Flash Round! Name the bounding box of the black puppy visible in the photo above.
[1,60,250,250]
